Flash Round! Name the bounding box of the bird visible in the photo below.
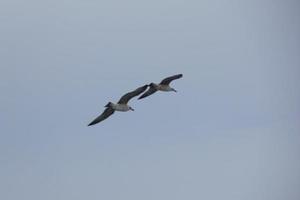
[88,84,148,126]
[138,74,183,100]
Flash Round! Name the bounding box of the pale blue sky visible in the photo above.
[0,0,300,200]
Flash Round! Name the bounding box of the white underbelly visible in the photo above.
[158,85,172,91]
[113,104,130,112]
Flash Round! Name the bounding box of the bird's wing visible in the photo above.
[88,107,115,126]
[138,85,157,100]
[118,85,148,104]
[160,74,183,85]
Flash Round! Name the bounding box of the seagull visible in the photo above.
[138,74,183,100]
[88,85,148,126]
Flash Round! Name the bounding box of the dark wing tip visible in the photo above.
[88,119,100,126]
[87,107,114,126]
[87,122,95,126]
[138,91,149,100]
[174,74,183,79]
[137,86,148,100]
[138,95,144,100]
[141,84,148,90]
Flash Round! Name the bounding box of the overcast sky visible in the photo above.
[1,0,300,200]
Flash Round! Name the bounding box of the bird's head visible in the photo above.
[129,106,134,111]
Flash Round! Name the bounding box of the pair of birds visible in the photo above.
[88,74,183,126]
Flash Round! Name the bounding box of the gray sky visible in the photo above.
[1,0,300,200]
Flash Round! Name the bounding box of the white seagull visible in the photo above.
[138,74,183,100]
[88,85,148,126]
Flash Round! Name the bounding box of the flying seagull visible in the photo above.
[88,85,148,126]
[138,74,183,100]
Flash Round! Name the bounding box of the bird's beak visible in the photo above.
[130,107,135,111]
[173,89,177,92]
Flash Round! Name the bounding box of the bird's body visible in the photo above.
[149,83,173,91]
[88,85,148,126]
[111,103,132,112]
[138,74,183,100]
[156,84,174,91]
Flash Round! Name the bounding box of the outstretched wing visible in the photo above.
[160,74,183,85]
[88,107,115,126]
[118,85,148,104]
[138,85,157,100]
